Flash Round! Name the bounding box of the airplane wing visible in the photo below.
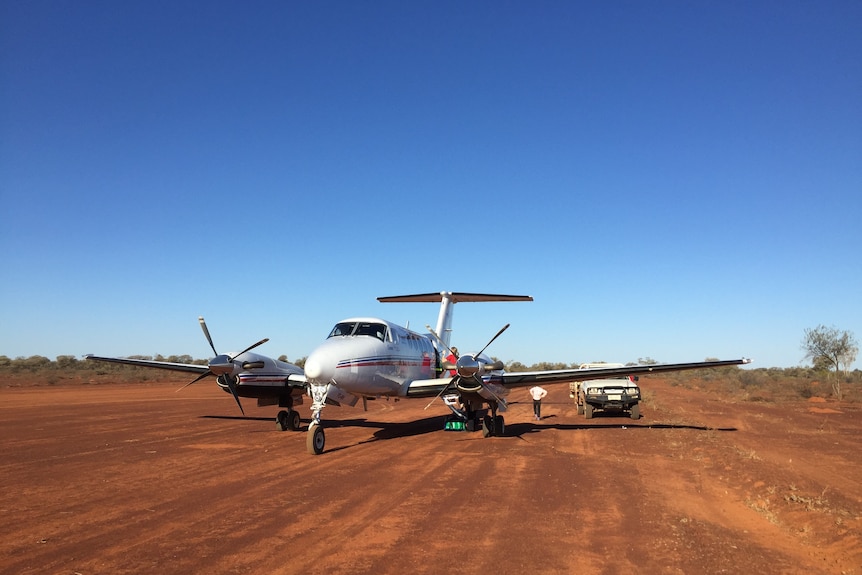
[499,358,752,387]
[403,358,751,398]
[85,354,209,374]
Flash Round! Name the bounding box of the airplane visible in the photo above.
[87,292,751,456]
[86,317,356,432]
[296,291,752,455]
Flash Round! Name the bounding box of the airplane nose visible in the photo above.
[304,354,334,384]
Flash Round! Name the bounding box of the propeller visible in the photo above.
[454,323,508,379]
[423,324,509,409]
[176,317,270,416]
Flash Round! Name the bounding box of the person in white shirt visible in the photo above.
[529,385,548,420]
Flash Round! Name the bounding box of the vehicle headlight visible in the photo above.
[587,387,599,395]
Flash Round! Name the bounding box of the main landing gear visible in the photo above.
[444,396,506,438]
[482,413,505,437]
[276,409,301,432]
[275,396,302,432]
[482,400,505,437]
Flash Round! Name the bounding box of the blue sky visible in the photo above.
[2,1,860,369]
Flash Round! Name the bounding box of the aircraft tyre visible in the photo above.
[276,410,289,432]
[307,422,325,455]
[482,414,494,437]
[630,403,641,420]
[495,415,505,436]
[277,409,302,431]
[288,409,301,430]
[584,403,594,420]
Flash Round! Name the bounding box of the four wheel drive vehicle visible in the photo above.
[569,363,642,420]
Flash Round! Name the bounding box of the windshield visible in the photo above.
[328,322,357,337]
[354,322,387,341]
[326,321,388,342]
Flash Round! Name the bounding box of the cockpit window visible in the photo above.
[327,321,387,341]
[328,322,357,337]
[354,322,388,342]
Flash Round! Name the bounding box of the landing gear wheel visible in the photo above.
[307,422,325,455]
[289,409,301,430]
[276,410,289,432]
[630,403,641,420]
[494,415,505,436]
[584,403,594,420]
[482,414,494,437]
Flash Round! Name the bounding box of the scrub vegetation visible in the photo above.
[1,353,860,403]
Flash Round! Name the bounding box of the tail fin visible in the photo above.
[377,291,532,347]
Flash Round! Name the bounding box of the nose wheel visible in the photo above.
[307,422,325,455]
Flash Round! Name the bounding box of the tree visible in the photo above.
[801,325,858,398]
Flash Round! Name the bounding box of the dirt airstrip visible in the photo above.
[1,375,860,575]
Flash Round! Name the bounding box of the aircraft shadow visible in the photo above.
[201,415,273,423]
[506,421,738,438]
[200,414,736,453]
[200,414,439,433]
[201,413,444,452]
[322,416,445,453]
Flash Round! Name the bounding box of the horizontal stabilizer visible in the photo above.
[378,291,533,304]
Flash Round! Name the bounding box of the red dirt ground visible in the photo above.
[1,375,860,575]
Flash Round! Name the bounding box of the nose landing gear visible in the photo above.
[307,421,325,455]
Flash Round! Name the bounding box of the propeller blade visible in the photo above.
[479,378,506,405]
[475,323,510,358]
[224,376,245,415]
[198,317,218,357]
[231,337,269,360]
[176,370,213,392]
[424,376,457,410]
[425,325,458,358]
[484,360,505,371]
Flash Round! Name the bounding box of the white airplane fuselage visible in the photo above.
[303,317,441,397]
